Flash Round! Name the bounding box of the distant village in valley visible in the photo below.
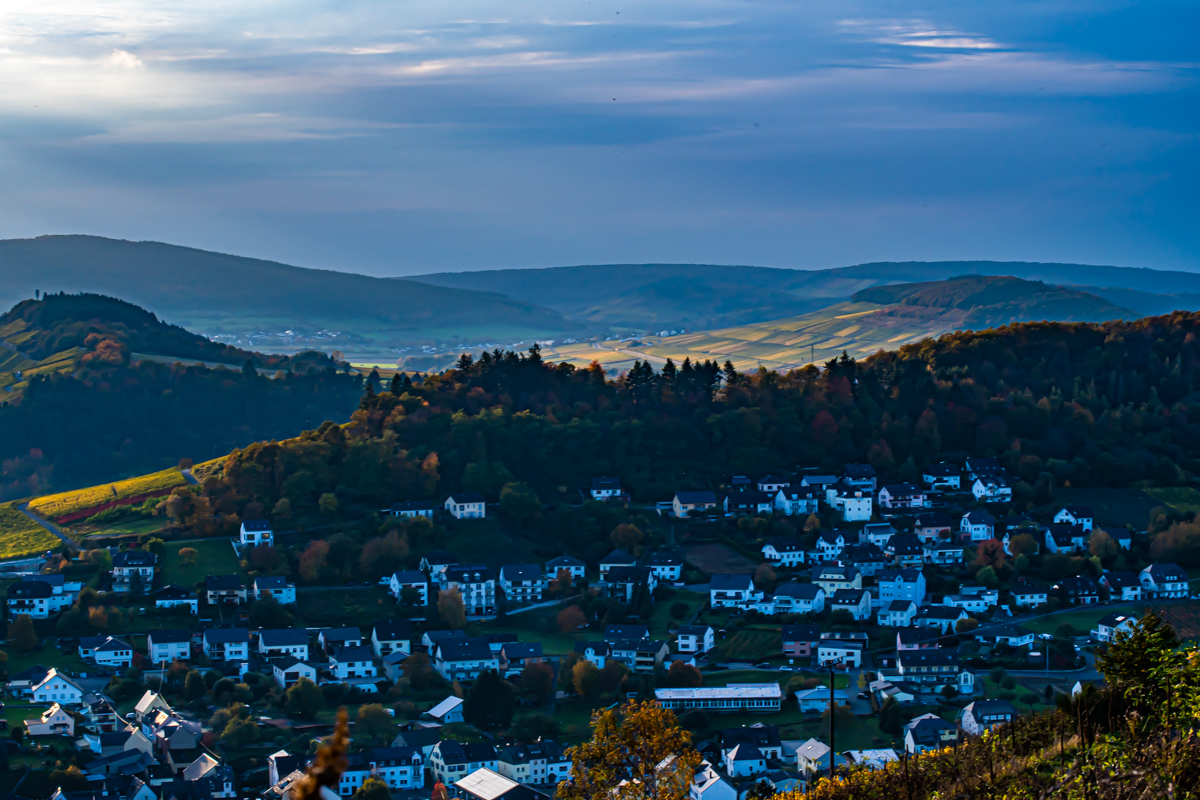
[1,456,1195,800]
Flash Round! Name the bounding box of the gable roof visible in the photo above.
[447,493,486,504]
[427,696,465,719]
[500,564,543,582]
[112,550,158,568]
[675,491,718,505]
[709,573,754,591]
[254,576,291,590]
[373,618,412,641]
[438,639,494,662]
[242,519,272,532]
[260,629,309,647]
[203,627,249,644]
[546,554,586,568]
[204,575,243,591]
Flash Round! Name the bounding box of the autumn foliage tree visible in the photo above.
[438,587,467,630]
[558,605,587,633]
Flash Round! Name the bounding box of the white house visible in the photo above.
[914,607,968,634]
[544,555,586,580]
[32,669,83,706]
[111,550,158,594]
[942,594,989,614]
[921,463,962,490]
[1012,588,1049,608]
[273,657,318,689]
[960,511,995,543]
[253,576,297,605]
[329,646,378,680]
[830,589,871,622]
[239,519,274,548]
[429,741,500,786]
[388,571,429,605]
[445,493,486,519]
[673,491,719,518]
[153,585,197,614]
[6,581,56,619]
[24,703,75,738]
[877,484,928,510]
[443,565,497,616]
[258,629,310,660]
[677,625,715,654]
[1140,563,1189,599]
[972,476,1012,503]
[1054,505,1094,532]
[960,700,1017,736]
[817,640,863,668]
[500,564,547,604]
[1100,572,1143,602]
[371,619,412,657]
[434,638,500,682]
[645,550,685,581]
[904,715,958,754]
[147,630,191,664]
[723,745,768,778]
[495,740,571,786]
[833,488,872,522]
[811,565,861,594]
[691,761,737,800]
[770,583,825,616]
[710,574,757,608]
[815,531,847,560]
[203,628,250,661]
[774,487,819,517]
[1092,612,1139,643]
[384,501,436,518]
[878,569,926,606]
[878,600,918,628]
[589,477,623,501]
[93,637,135,668]
[1045,525,1089,554]
[364,747,425,791]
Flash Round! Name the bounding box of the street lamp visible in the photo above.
[1039,633,1054,671]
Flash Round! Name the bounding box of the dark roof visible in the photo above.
[388,500,435,512]
[881,483,923,497]
[447,492,486,503]
[709,573,754,591]
[393,728,442,749]
[391,570,427,584]
[422,550,458,565]
[254,576,291,590]
[242,519,272,531]
[373,618,412,641]
[915,512,953,528]
[897,628,941,645]
[112,550,158,568]
[678,624,713,636]
[898,650,961,668]
[890,533,924,556]
[811,565,859,581]
[831,588,867,605]
[332,645,375,662]
[843,463,877,479]
[842,544,886,563]
[777,487,818,500]
[154,585,192,600]
[321,627,362,642]
[675,491,718,505]
[1146,562,1188,582]
[764,536,803,552]
[1102,571,1140,589]
[1097,611,1138,628]
[8,581,52,599]
[591,477,621,491]
[204,627,249,644]
[546,555,586,568]
[260,629,310,647]
[781,624,820,642]
[445,564,495,583]
[502,642,544,660]
[968,699,1017,717]
[962,510,995,525]
[501,564,543,582]
[497,740,566,764]
[574,641,609,656]
[205,574,243,591]
[437,639,494,662]
[148,629,191,644]
[1055,576,1099,593]
[607,565,652,584]
[646,550,684,567]
[722,724,782,749]
[604,624,650,640]
[95,637,133,652]
[773,583,821,600]
[923,463,961,476]
[879,568,923,584]
[1061,505,1094,517]
[435,740,498,764]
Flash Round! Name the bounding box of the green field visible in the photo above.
[710,628,783,661]
[1024,606,1123,636]
[161,537,241,588]
[648,589,707,638]
[0,502,61,559]
[1144,486,1200,515]
[79,515,171,538]
[29,468,187,520]
[1056,487,1167,528]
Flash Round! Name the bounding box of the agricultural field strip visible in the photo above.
[28,468,187,519]
[0,502,61,559]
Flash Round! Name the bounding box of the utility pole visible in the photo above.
[827,658,842,778]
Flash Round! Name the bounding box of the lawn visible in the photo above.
[161,537,241,589]
[1053,487,1164,528]
[1144,486,1200,516]
[80,515,172,538]
[28,468,187,521]
[710,628,782,662]
[1024,606,1120,636]
[0,502,60,559]
[2,644,91,677]
[648,589,706,638]
[702,669,850,689]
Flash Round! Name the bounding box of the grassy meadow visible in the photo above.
[28,468,187,520]
[0,502,60,559]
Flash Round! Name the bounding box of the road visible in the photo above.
[15,502,72,547]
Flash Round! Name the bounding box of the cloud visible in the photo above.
[104,49,143,68]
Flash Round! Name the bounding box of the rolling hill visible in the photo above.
[535,275,1139,372]
[0,235,576,352]
[411,259,1200,332]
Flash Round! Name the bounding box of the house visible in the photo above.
[381,652,408,681]
[811,565,861,594]
[25,702,74,737]
[889,532,926,568]
[589,477,623,501]
[604,623,650,642]
[725,492,774,516]
[32,668,83,705]
[796,687,852,714]
[111,550,158,594]
[1054,505,1094,532]
[830,588,871,621]
[894,650,975,693]
[202,628,249,661]
[1054,576,1100,605]
[435,638,500,682]
[842,750,898,771]
[601,566,654,603]
[544,555,586,580]
[645,550,685,581]
[782,624,821,658]
[252,576,296,605]
[423,629,466,651]
[1012,587,1050,608]
[204,575,247,606]
[723,745,767,778]
[801,474,839,491]
[720,725,783,761]
[710,574,757,608]
[239,519,274,548]
[860,522,898,548]
[444,565,498,615]
[1092,612,1139,643]
[1140,563,1189,599]
[388,570,429,605]
[924,539,963,567]
[573,641,609,669]
[878,600,918,628]
[147,630,191,664]
[1100,572,1143,602]
[770,583,825,616]
[88,637,134,668]
[329,645,377,680]
[677,625,715,654]
[795,740,845,778]
[609,639,670,673]
[964,457,1002,481]
[842,544,888,577]
[133,690,171,723]
[599,549,636,578]
[500,564,547,604]
[774,487,819,517]
[495,740,571,785]
[959,585,999,606]
[878,484,928,510]
[10,574,79,613]
[384,500,436,518]
[690,761,737,800]
[815,531,847,560]
[445,493,487,519]
[421,551,459,580]
[972,476,1012,503]
[429,741,500,786]
[361,747,425,791]
[942,594,989,615]
[897,627,941,651]
[319,627,363,653]
[904,714,958,754]
[832,486,872,521]
[272,657,318,690]
[960,510,995,543]
[259,629,310,660]
[913,512,953,543]
[371,619,412,657]
[914,606,968,634]
[959,700,1017,736]
[921,463,962,490]
[975,624,1034,649]
[153,585,197,614]
[878,569,926,606]
[673,491,719,518]
[843,463,877,491]
[1045,524,1089,554]
[654,683,782,713]
[500,642,545,675]
[816,640,863,668]
[6,580,56,619]
[426,695,465,724]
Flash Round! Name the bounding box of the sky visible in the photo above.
[0,0,1197,276]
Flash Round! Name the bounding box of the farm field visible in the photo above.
[161,537,241,589]
[1143,486,1200,516]
[0,501,61,559]
[1024,606,1126,636]
[711,628,782,661]
[1156,601,1200,641]
[78,515,172,538]
[28,468,187,521]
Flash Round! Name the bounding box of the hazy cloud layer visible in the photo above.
[0,0,1196,275]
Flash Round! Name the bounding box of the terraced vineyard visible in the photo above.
[28,468,188,521]
[0,502,60,559]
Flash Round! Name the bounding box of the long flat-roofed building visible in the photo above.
[653,683,782,713]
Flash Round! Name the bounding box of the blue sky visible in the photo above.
[0,0,1196,275]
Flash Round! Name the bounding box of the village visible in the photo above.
[1,457,1194,800]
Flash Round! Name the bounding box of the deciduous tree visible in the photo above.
[438,588,467,630]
